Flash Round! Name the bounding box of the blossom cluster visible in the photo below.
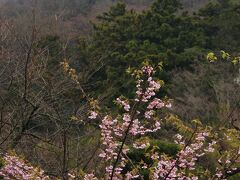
[213,147,240,179]
[0,153,50,180]
[152,132,216,180]
[0,153,77,179]
[85,64,172,179]
[83,64,223,180]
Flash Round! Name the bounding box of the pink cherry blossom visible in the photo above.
[88,111,98,119]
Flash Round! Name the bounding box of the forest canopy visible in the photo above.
[0,0,240,179]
